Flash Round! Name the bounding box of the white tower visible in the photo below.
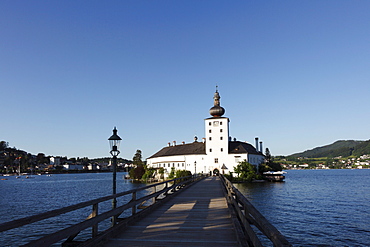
[205,88,229,174]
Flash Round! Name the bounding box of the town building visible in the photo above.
[63,164,84,170]
[49,156,61,166]
[146,89,265,176]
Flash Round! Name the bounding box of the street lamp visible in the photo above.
[108,127,121,223]
[194,161,197,176]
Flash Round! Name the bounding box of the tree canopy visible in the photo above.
[129,150,145,179]
[234,160,260,182]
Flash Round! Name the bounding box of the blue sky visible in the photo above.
[1,1,370,160]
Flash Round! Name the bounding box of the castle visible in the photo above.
[146,88,265,176]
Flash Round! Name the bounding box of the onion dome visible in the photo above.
[209,87,225,117]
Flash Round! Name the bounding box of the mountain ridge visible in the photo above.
[289,140,370,158]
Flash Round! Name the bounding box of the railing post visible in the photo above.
[153,185,157,203]
[111,195,117,227]
[132,191,137,215]
[91,203,98,237]
[173,179,177,192]
[164,181,168,196]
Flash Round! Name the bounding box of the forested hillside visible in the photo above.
[289,140,370,158]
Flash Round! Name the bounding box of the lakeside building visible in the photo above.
[146,89,265,176]
[63,164,84,170]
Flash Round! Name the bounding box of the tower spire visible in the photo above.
[213,88,220,106]
[209,86,225,117]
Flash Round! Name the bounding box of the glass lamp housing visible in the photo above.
[108,127,122,156]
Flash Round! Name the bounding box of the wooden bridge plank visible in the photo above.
[103,176,240,246]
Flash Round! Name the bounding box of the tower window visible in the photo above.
[221,148,223,152]
[209,122,211,126]
[210,148,212,152]
[220,129,223,132]
[220,137,223,140]
[215,158,219,163]
[220,122,223,125]
[209,130,212,133]
[209,137,212,141]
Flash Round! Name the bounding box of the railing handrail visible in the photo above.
[0,174,205,246]
[220,175,292,247]
[0,175,193,233]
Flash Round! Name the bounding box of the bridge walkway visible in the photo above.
[103,176,240,246]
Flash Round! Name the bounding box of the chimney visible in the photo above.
[182,141,185,145]
[202,138,206,143]
[173,141,176,146]
[259,141,263,154]
[255,137,259,152]
[168,142,171,147]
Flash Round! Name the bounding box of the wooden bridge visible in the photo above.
[0,175,291,247]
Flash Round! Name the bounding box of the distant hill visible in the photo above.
[289,140,370,158]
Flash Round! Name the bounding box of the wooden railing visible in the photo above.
[0,174,205,247]
[220,175,292,247]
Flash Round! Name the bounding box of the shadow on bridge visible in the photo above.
[103,176,239,246]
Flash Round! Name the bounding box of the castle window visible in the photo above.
[221,148,223,152]
[210,148,212,152]
[215,158,219,163]
[220,122,223,125]
[209,130,212,133]
[209,122,211,126]
[220,137,223,140]
[220,129,223,132]
[209,137,212,141]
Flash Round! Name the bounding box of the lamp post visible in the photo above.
[108,127,121,225]
[194,161,197,176]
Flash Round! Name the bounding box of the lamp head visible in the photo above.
[108,127,122,156]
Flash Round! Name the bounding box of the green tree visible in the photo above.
[234,160,259,181]
[168,167,176,179]
[158,167,164,179]
[129,165,145,179]
[175,170,192,178]
[129,150,145,179]
[36,153,48,164]
[142,167,155,180]
[263,148,282,172]
[133,150,143,167]
[0,141,9,151]
[265,148,272,163]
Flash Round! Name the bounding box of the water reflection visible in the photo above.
[233,170,370,246]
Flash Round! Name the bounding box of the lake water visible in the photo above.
[235,169,370,246]
[0,172,147,246]
[1,170,369,246]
